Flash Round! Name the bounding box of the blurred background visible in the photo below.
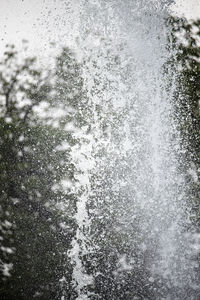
[0,1,199,299]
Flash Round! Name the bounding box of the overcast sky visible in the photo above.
[0,0,80,60]
[0,0,199,59]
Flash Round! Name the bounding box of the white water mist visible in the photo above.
[66,1,199,299]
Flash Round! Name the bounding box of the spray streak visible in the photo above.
[68,130,96,299]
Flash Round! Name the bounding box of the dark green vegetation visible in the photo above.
[0,45,86,299]
[171,17,200,226]
[0,17,199,300]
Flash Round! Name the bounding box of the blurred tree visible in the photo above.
[0,44,86,299]
[169,17,200,226]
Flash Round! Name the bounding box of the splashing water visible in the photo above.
[67,0,199,299]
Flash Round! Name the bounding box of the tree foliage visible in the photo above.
[170,17,200,226]
[0,44,88,299]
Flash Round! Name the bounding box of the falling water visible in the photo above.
[67,0,199,299]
